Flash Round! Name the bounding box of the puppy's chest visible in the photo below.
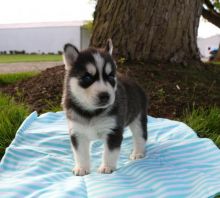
[73,116,116,140]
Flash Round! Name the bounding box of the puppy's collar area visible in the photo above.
[69,95,111,119]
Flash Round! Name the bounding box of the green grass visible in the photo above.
[0,93,30,159]
[0,54,62,63]
[43,100,62,113]
[182,106,220,147]
[212,61,220,65]
[0,72,39,86]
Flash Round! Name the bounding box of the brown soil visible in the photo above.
[1,63,220,119]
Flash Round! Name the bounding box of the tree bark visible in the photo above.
[202,0,220,28]
[202,8,220,28]
[90,0,203,64]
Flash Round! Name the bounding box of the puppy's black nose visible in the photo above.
[98,92,110,105]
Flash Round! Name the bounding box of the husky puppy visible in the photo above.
[62,39,147,176]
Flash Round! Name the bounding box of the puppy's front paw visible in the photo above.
[98,165,115,174]
[130,152,145,160]
[73,167,89,176]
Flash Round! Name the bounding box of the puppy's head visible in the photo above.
[63,39,117,111]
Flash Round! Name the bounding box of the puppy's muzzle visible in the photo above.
[97,92,110,106]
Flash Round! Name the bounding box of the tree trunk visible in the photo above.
[202,8,220,28]
[202,0,220,28]
[90,0,203,64]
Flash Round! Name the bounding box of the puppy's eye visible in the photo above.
[108,73,115,79]
[81,74,93,84]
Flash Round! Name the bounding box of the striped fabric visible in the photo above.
[0,112,220,198]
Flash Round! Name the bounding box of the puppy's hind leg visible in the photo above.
[129,113,147,160]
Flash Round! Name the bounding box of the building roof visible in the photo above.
[0,21,85,29]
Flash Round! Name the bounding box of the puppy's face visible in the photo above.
[63,40,117,111]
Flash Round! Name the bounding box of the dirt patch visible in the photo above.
[1,63,220,119]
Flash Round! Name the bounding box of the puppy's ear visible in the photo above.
[63,44,79,70]
[105,38,113,55]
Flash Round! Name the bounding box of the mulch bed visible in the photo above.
[1,63,220,119]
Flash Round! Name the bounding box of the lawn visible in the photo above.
[212,61,220,65]
[0,71,62,159]
[0,71,39,85]
[0,92,62,159]
[0,54,62,63]
[0,93,30,159]
[182,106,220,147]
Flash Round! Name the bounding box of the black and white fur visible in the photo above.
[62,39,148,176]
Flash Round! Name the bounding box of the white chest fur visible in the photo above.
[68,114,116,140]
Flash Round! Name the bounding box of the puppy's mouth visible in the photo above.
[95,99,114,109]
[96,101,111,109]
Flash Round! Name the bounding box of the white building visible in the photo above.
[0,21,91,54]
[1,21,219,60]
[197,34,220,59]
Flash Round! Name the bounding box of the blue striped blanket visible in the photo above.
[0,112,220,198]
